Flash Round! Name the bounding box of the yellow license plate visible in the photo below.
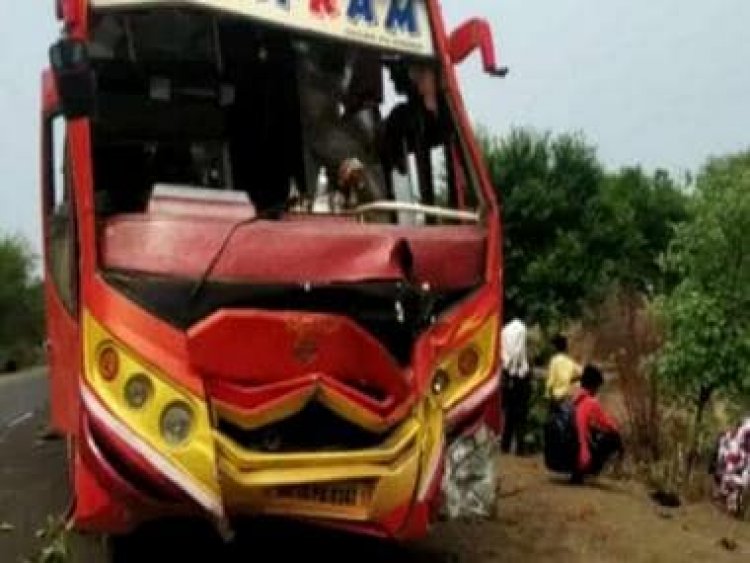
[269,482,374,508]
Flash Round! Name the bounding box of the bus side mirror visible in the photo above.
[49,38,95,119]
[449,18,508,78]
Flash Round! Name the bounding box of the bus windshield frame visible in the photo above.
[87,8,485,228]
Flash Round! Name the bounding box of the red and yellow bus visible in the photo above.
[42,0,505,542]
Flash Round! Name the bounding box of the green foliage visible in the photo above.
[482,128,688,329]
[0,233,44,369]
[659,153,750,405]
[483,129,603,326]
[522,378,547,454]
[669,152,750,316]
[657,287,750,404]
[597,167,690,295]
[657,151,750,405]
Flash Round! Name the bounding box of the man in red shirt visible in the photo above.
[571,365,623,482]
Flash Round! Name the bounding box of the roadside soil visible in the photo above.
[424,454,749,562]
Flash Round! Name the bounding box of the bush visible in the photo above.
[0,233,44,371]
[656,151,750,482]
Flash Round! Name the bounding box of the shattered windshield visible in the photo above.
[89,10,482,225]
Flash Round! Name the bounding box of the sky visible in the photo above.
[1,0,750,250]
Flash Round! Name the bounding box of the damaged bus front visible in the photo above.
[44,0,506,539]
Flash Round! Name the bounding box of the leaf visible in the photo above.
[481,128,689,325]
[656,151,750,405]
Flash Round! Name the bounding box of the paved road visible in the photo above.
[0,367,48,430]
[0,368,458,563]
[0,367,69,562]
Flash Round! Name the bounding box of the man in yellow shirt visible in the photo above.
[545,335,582,402]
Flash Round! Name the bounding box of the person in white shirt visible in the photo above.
[501,318,531,455]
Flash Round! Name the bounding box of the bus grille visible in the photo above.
[217,402,393,453]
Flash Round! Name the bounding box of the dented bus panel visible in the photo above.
[43,0,505,539]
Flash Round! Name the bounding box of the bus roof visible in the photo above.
[90,0,435,57]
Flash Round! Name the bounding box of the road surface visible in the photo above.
[0,368,69,562]
[0,368,48,431]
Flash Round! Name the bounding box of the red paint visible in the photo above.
[72,413,196,532]
[429,3,503,287]
[86,415,186,505]
[448,18,505,76]
[310,0,339,17]
[73,424,137,533]
[59,0,88,38]
[101,214,485,290]
[413,286,499,387]
[188,310,411,415]
[44,284,82,434]
[40,75,81,435]
[45,0,504,538]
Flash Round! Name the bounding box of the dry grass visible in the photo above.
[571,291,663,462]
[568,290,726,500]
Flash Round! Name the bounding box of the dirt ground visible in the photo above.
[424,454,749,563]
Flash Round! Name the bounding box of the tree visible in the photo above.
[483,129,688,331]
[481,126,692,331]
[483,129,608,328]
[0,233,44,369]
[596,167,689,296]
[657,151,750,476]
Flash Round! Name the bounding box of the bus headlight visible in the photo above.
[432,315,499,410]
[98,345,120,381]
[160,402,194,446]
[457,346,480,377]
[124,374,153,409]
[83,312,221,511]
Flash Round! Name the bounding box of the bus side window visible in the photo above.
[45,116,79,317]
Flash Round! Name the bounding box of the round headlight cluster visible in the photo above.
[160,401,194,446]
[124,374,153,409]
